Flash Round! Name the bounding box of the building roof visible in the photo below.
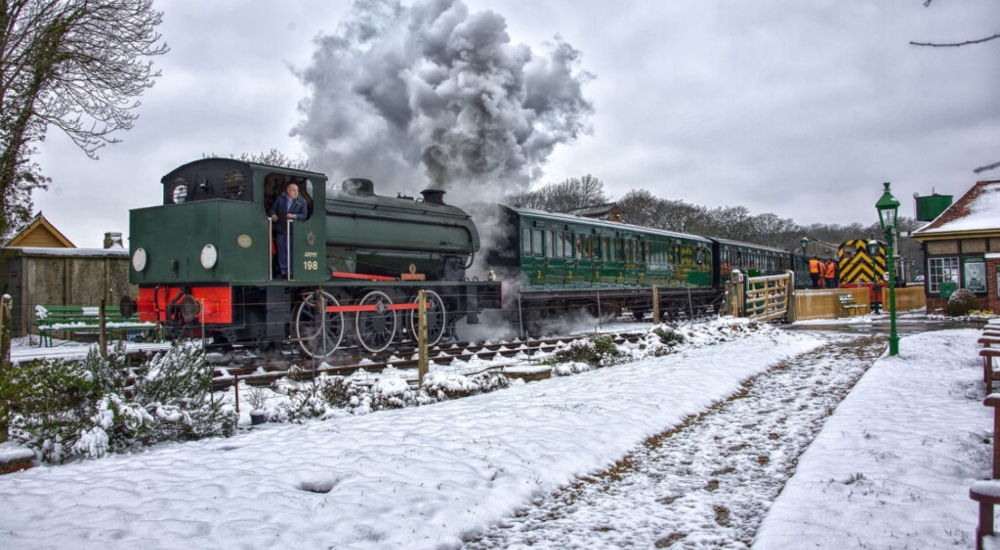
[4,213,76,248]
[911,180,1000,239]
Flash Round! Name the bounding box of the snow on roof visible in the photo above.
[2,246,128,258]
[912,180,1000,236]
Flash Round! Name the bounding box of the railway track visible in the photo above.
[208,332,645,392]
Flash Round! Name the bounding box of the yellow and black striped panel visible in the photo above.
[838,239,886,284]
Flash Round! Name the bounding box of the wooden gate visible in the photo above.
[725,270,794,322]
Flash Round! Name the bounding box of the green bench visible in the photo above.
[35,305,160,347]
[836,294,867,317]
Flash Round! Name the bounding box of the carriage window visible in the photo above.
[532,229,543,257]
[545,231,554,258]
[584,237,592,259]
[565,234,574,258]
[522,228,531,255]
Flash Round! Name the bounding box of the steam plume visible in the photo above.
[293,0,593,202]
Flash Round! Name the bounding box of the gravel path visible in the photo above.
[464,333,887,549]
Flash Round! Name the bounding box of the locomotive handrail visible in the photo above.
[285,219,293,281]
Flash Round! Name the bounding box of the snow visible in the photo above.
[0,319,996,549]
[3,246,128,257]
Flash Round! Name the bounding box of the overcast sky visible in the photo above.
[32,0,1000,247]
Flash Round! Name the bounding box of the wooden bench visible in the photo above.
[35,305,159,347]
[836,294,867,317]
[971,395,1000,550]
[982,350,1000,394]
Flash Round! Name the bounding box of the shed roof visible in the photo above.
[4,213,76,248]
[912,180,1000,239]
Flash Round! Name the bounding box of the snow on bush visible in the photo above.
[947,288,980,317]
[4,341,237,463]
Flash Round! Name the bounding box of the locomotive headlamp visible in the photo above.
[132,248,147,272]
[200,244,218,269]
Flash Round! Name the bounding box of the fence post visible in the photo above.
[1,294,12,443]
[652,286,660,324]
[517,296,524,340]
[418,290,428,387]
[786,270,797,322]
[99,298,107,357]
[596,290,602,330]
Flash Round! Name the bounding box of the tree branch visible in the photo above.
[910,33,1000,47]
[974,160,1000,174]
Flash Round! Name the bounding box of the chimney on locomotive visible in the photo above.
[421,189,446,205]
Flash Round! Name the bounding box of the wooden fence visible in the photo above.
[725,270,794,323]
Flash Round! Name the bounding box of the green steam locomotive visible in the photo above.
[127,158,501,357]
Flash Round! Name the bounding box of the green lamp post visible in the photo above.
[800,237,808,288]
[875,182,900,356]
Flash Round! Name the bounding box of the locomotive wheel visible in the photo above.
[408,290,446,347]
[294,291,345,358]
[356,290,397,353]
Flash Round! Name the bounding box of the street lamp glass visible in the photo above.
[800,237,808,252]
[875,181,900,233]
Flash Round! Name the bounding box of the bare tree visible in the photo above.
[204,149,312,171]
[0,0,168,239]
[910,0,998,173]
[506,174,609,212]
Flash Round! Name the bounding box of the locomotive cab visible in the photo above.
[129,159,329,332]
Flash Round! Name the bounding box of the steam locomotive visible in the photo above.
[127,158,501,357]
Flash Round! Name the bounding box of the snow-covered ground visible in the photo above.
[0,317,995,549]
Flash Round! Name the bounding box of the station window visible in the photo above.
[928,257,959,292]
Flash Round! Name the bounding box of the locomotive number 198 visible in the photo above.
[303,260,319,271]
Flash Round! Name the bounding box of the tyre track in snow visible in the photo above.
[464,334,887,549]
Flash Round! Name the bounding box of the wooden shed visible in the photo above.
[1,215,135,338]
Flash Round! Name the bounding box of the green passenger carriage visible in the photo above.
[482,206,717,325]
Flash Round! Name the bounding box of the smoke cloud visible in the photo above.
[293,0,593,203]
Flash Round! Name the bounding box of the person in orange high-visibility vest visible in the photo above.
[808,256,822,289]
[825,259,837,289]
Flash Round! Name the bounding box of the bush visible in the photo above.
[278,371,513,421]
[545,334,625,367]
[947,288,980,317]
[653,327,686,346]
[5,341,236,463]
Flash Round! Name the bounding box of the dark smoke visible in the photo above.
[293,0,593,202]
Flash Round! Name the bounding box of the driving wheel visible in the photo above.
[356,290,397,353]
[408,290,447,347]
[294,290,344,358]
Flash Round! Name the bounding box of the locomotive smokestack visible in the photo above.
[421,189,446,205]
